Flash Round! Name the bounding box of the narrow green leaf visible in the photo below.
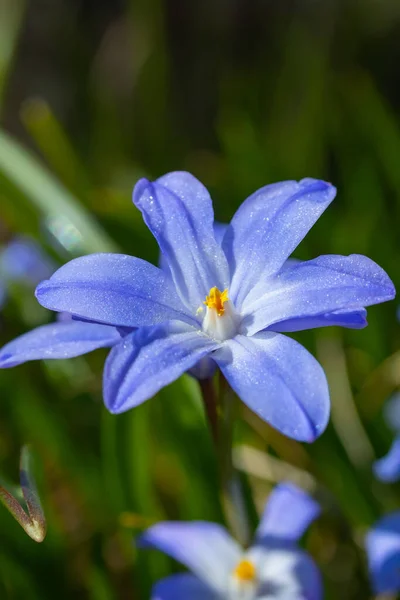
[0,445,46,542]
[21,98,90,197]
[0,0,26,113]
[0,129,117,255]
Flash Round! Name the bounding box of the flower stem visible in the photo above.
[217,372,233,488]
[199,372,249,545]
[199,377,219,445]
[217,372,250,546]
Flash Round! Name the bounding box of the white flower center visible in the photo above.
[200,286,239,341]
[227,558,258,600]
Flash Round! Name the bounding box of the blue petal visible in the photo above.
[0,236,54,285]
[159,221,228,275]
[256,482,320,544]
[373,437,400,483]
[249,546,323,600]
[104,322,219,413]
[292,551,323,600]
[241,254,395,337]
[366,512,400,594]
[139,521,241,593]
[223,179,336,307]
[188,356,217,380]
[133,172,229,311]
[152,574,217,600]
[36,253,194,328]
[0,321,121,367]
[215,333,329,442]
[213,221,228,245]
[384,392,400,432]
[272,308,367,332]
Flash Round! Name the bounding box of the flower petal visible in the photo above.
[223,179,336,307]
[159,221,228,275]
[384,392,400,431]
[241,254,395,337]
[188,356,217,380]
[373,437,400,483]
[104,322,219,413]
[151,574,217,600]
[0,321,121,368]
[0,236,54,285]
[36,253,193,328]
[213,221,228,245]
[256,482,320,544]
[133,172,229,311]
[248,546,323,600]
[366,512,400,594]
[139,521,241,593]
[272,308,367,333]
[215,333,329,442]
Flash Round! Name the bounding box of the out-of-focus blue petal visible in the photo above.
[139,521,241,593]
[241,254,395,337]
[0,237,54,285]
[133,172,229,311]
[36,253,194,328]
[249,546,323,600]
[366,512,400,594]
[215,333,329,442]
[104,322,219,413]
[223,179,336,307]
[272,308,367,332]
[384,392,400,432]
[256,482,320,544]
[373,437,400,483]
[0,321,121,367]
[152,574,217,600]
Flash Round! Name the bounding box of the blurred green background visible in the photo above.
[0,0,400,598]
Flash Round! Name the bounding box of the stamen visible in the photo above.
[201,286,239,341]
[203,286,229,316]
[233,559,256,583]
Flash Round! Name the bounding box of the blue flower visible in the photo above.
[0,173,395,441]
[373,392,400,483]
[366,511,400,595]
[139,482,322,600]
[0,236,55,310]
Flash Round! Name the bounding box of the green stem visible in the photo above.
[218,373,250,546]
[199,372,250,545]
[199,378,219,445]
[217,371,233,490]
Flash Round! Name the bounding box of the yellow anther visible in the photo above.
[203,287,229,316]
[233,559,256,582]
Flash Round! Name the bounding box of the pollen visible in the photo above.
[233,559,256,582]
[203,287,229,316]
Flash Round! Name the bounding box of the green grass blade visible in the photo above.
[0,129,117,255]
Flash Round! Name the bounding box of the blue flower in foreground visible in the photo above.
[366,511,400,594]
[373,392,400,483]
[0,173,395,441]
[139,482,322,600]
